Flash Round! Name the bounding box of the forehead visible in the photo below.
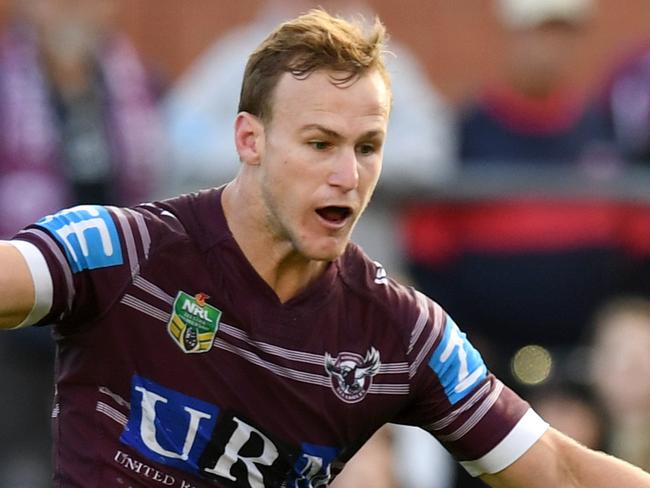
[268,69,391,127]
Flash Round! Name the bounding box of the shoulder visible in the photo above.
[339,242,412,304]
[135,187,229,251]
[21,190,214,275]
[25,204,147,274]
[9,193,221,327]
[338,243,444,346]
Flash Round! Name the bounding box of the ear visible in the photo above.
[234,112,264,166]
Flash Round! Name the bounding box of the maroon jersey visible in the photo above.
[10,188,547,487]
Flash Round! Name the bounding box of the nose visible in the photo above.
[328,148,359,191]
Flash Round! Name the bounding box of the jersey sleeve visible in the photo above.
[393,289,549,477]
[10,204,152,333]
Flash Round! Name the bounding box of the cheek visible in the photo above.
[264,163,310,210]
[359,161,382,192]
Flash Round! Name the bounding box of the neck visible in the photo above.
[221,179,328,303]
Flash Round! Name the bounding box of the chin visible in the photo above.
[301,238,349,262]
[306,248,345,262]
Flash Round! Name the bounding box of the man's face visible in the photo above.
[508,22,581,93]
[255,69,390,262]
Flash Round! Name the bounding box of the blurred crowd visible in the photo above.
[2,0,650,486]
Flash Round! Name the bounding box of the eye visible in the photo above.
[356,143,377,156]
[309,141,331,151]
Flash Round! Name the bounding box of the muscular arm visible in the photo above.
[481,427,650,488]
[0,242,36,329]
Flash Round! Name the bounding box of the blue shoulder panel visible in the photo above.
[428,316,488,405]
[35,205,124,273]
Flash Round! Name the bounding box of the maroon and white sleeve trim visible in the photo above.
[460,409,549,477]
[8,240,53,328]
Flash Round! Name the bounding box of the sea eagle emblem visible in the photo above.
[324,347,381,403]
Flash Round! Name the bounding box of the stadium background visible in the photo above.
[0,0,649,103]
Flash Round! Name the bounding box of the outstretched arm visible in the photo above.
[0,242,36,329]
[481,427,650,488]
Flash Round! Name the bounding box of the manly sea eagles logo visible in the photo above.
[324,347,381,403]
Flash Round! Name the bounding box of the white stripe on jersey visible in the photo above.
[127,209,151,259]
[96,401,128,426]
[214,337,331,387]
[219,322,332,366]
[8,240,53,328]
[428,381,492,432]
[407,291,430,354]
[20,228,74,311]
[120,294,170,323]
[126,279,410,373]
[133,275,174,305]
[460,409,549,477]
[119,290,411,395]
[219,322,410,373]
[437,382,504,442]
[378,363,410,374]
[98,386,131,410]
[368,384,410,394]
[409,307,444,379]
[108,207,140,278]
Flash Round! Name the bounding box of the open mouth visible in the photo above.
[315,206,353,225]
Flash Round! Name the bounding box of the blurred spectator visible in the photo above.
[402,0,633,376]
[529,382,607,450]
[460,0,615,165]
[162,0,291,195]
[0,0,166,237]
[401,5,648,483]
[590,297,650,472]
[0,1,165,486]
[331,424,454,488]
[602,38,650,163]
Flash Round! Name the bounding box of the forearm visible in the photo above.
[558,436,650,488]
[482,428,650,488]
[0,242,35,329]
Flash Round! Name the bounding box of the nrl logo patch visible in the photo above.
[167,291,221,353]
[324,347,381,403]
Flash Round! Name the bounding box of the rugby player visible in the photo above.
[1,8,649,488]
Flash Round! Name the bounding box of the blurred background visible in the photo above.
[2,0,650,486]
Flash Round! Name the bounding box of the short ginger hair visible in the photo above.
[238,8,390,123]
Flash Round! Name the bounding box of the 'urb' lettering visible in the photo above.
[121,376,219,475]
[203,417,278,488]
[123,376,336,487]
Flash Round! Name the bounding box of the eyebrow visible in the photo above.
[299,124,385,141]
[300,124,342,140]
